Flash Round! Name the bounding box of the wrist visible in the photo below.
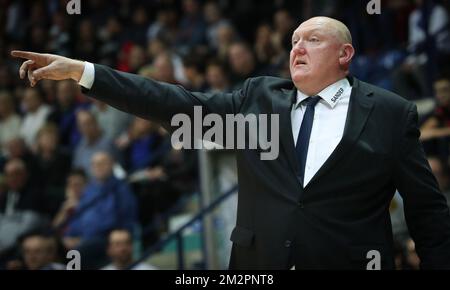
[70,60,85,82]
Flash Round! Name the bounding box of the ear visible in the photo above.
[338,44,355,68]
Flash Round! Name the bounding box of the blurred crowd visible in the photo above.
[0,0,450,269]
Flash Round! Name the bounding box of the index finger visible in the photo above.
[10,50,42,61]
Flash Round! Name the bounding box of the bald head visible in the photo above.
[299,16,352,45]
[317,17,351,44]
[290,16,355,96]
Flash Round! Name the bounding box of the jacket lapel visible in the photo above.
[304,77,375,189]
[274,87,301,180]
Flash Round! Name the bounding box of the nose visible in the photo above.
[292,44,306,56]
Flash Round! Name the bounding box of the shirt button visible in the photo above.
[297,202,304,208]
[284,240,292,248]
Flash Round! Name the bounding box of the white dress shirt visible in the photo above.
[79,62,95,89]
[78,63,352,187]
[291,78,352,186]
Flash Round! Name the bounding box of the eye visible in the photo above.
[309,36,319,42]
[292,40,298,46]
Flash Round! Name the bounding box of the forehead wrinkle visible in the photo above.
[292,27,325,39]
[293,18,352,44]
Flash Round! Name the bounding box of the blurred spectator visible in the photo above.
[52,169,87,233]
[394,0,450,99]
[124,5,150,46]
[183,55,208,92]
[0,159,48,255]
[216,22,238,61]
[351,49,406,92]
[4,0,26,41]
[90,100,131,142]
[408,0,450,61]
[272,9,296,53]
[0,90,21,155]
[117,117,165,174]
[35,124,72,217]
[73,110,115,178]
[3,137,40,185]
[74,19,99,63]
[128,45,147,74]
[102,229,157,270]
[420,77,450,157]
[7,232,65,270]
[40,80,57,103]
[421,77,450,140]
[63,152,138,269]
[228,42,266,89]
[145,37,187,84]
[142,52,178,84]
[254,23,284,67]
[146,6,178,45]
[204,1,231,50]
[48,11,71,56]
[176,0,207,54]
[98,16,124,67]
[206,60,230,93]
[19,87,52,151]
[47,80,86,150]
[0,158,44,215]
[28,2,50,37]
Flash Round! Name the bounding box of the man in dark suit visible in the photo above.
[11,16,450,269]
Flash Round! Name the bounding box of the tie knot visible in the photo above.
[301,96,321,108]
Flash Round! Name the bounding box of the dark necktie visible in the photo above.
[295,96,321,184]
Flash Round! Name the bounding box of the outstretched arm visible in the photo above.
[11,51,248,128]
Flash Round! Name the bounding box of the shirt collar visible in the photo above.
[295,78,351,109]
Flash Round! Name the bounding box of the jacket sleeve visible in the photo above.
[82,64,250,130]
[393,103,450,269]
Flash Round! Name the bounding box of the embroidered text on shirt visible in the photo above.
[331,88,344,103]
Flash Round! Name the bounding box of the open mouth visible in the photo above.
[294,59,307,66]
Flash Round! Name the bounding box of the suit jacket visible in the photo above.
[83,64,450,269]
